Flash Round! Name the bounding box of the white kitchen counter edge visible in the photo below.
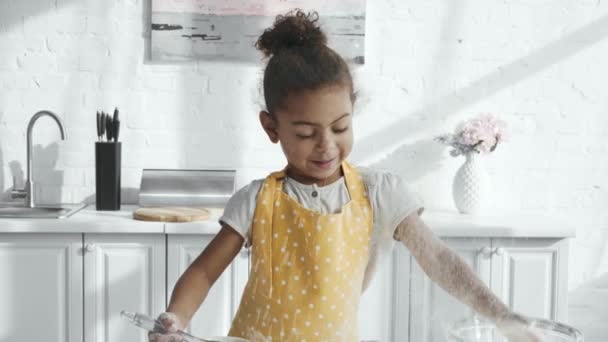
[0,205,576,238]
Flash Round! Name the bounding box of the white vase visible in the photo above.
[452,152,491,214]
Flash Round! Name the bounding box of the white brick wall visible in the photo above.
[0,0,607,340]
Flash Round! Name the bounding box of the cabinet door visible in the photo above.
[167,235,249,337]
[490,238,567,321]
[389,244,411,342]
[358,248,401,342]
[409,238,492,342]
[0,233,82,342]
[84,234,166,342]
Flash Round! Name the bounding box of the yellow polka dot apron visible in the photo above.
[229,161,372,342]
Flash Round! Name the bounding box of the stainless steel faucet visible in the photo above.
[11,110,66,208]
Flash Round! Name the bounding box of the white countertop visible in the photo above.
[0,205,575,238]
[424,209,576,238]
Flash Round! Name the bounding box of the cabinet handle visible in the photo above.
[479,246,492,257]
[85,244,96,253]
[493,247,505,256]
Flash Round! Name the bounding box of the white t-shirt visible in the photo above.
[219,166,424,288]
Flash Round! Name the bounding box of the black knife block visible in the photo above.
[95,142,121,210]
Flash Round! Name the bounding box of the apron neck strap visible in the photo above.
[341,161,367,202]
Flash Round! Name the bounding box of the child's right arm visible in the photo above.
[149,224,245,341]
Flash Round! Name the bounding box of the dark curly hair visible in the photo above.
[256,9,355,115]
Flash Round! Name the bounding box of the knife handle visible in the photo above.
[96,111,101,141]
[113,119,120,142]
[105,114,113,141]
[100,112,106,138]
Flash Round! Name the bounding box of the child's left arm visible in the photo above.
[394,211,542,341]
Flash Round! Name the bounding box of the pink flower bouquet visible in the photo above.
[436,113,508,157]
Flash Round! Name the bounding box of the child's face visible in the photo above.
[262,85,354,185]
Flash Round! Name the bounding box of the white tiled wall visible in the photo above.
[0,0,607,340]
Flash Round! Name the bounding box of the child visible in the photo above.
[150,10,540,342]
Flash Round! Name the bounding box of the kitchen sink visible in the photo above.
[0,203,87,218]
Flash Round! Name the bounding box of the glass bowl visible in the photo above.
[447,316,583,342]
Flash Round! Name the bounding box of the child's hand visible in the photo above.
[148,312,183,342]
[497,312,544,342]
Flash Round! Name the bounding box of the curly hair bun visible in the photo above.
[256,9,327,57]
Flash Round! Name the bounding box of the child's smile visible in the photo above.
[311,157,337,170]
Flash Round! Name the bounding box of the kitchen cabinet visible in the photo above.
[0,208,574,342]
[406,238,492,342]
[167,235,249,337]
[357,245,413,342]
[403,237,569,342]
[0,233,165,342]
[0,233,82,342]
[490,238,568,322]
[0,231,246,342]
[83,234,165,342]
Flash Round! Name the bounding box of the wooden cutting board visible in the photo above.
[133,207,211,222]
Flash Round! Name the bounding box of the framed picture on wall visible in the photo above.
[151,0,366,64]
